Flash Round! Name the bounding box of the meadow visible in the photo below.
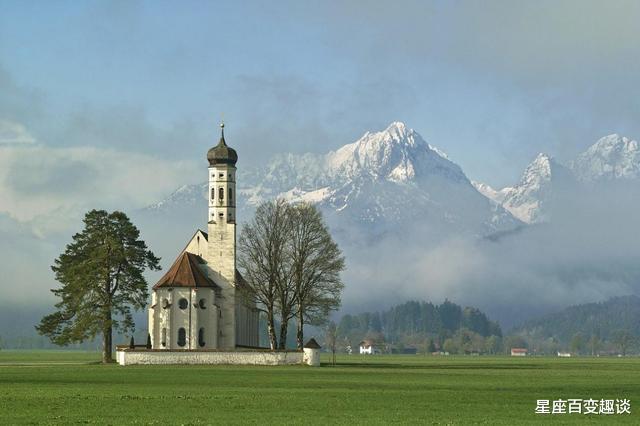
[0,351,638,424]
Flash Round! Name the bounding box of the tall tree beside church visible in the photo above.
[238,199,292,350]
[36,210,160,363]
[288,203,344,349]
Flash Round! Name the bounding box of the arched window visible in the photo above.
[211,187,215,201]
[178,298,188,310]
[161,328,167,347]
[177,328,186,347]
[228,187,233,203]
[198,328,206,347]
[219,187,224,201]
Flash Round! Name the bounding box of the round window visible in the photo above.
[178,298,188,310]
[198,299,206,309]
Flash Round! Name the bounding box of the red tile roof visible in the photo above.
[153,252,220,290]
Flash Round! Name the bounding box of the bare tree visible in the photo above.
[238,199,291,350]
[325,321,338,366]
[239,200,345,351]
[289,203,345,349]
[612,329,633,356]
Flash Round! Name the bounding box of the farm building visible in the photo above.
[360,339,384,354]
[510,348,528,356]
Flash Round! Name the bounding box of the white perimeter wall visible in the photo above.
[117,350,304,366]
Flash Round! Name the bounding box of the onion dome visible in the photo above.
[207,122,238,166]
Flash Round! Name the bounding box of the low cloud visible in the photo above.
[0,135,196,233]
[0,120,36,145]
[338,181,640,328]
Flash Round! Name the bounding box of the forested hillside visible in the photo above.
[336,300,502,354]
[510,295,640,355]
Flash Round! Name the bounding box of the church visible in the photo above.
[147,123,260,350]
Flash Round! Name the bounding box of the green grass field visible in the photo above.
[0,351,638,424]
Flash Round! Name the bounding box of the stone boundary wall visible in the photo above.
[116,349,304,366]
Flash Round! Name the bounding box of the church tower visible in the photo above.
[206,122,238,348]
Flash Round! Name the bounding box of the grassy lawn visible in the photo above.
[0,351,638,424]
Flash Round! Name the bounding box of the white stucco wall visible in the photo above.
[208,165,237,226]
[303,348,320,367]
[117,350,304,366]
[206,163,237,350]
[149,287,218,350]
[183,230,208,258]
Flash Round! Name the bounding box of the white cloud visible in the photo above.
[0,140,197,234]
[0,120,36,145]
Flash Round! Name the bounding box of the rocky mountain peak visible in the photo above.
[326,122,461,184]
[572,133,640,181]
[520,153,554,185]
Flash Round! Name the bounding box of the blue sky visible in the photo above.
[1,0,640,314]
[1,0,640,201]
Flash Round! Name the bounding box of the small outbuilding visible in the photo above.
[359,339,383,355]
[303,338,321,366]
[510,348,528,357]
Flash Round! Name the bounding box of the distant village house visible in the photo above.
[359,339,384,355]
[510,348,528,356]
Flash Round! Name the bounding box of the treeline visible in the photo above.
[509,295,640,355]
[336,300,502,354]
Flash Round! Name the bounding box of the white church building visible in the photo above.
[117,124,320,366]
[147,123,260,350]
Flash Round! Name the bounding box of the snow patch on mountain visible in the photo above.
[472,181,511,205]
[146,183,206,210]
[280,186,332,204]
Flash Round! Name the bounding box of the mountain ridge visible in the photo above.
[145,125,640,240]
[475,133,640,223]
[146,122,521,239]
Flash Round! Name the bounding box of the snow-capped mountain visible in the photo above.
[572,134,640,182]
[146,183,207,211]
[145,122,521,241]
[484,153,574,224]
[474,133,640,224]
